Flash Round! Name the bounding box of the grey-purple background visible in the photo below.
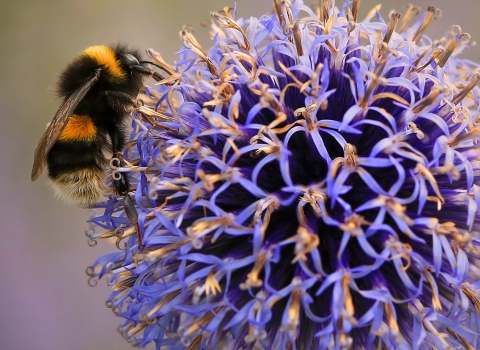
[0,0,478,349]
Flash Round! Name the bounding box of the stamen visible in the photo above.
[244,295,268,343]
[112,276,136,292]
[411,48,444,73]
[291,225,320,263]
[371,92,410,106]
[451,73,480,105]
[412,6,441,44]
[187,213,237,246]
[287,289,302,328]
[249,83,283,112]
[412,89,443,114]
[317,0,329,23]
[126,322,148,339]
[461,284,480,313]
[293,22,304,56]
[346,8,355,36]
[351,0,361,23]
[145,48,176,76]
[430,162,461,181]
[211,12,251,51]
[218,6,234,19]
[434,222,468,244]
[438,26,471,68]
[384,302,400,335]
[344,143,357,168]
[445,327,475,350]
[383,12,401,47]
[324,18,339,55]
[298,185,327,215]
[342,274,354,315]
[145,290,182,320]
[277,0,295,42]
[414,163,445,207]
[180,26,218,75]
[294,104,318,117]
[274,0,286,26]
[240,250,269,289]
[448,127,480,148]
[252,195,280,227]
[360,72,387,108]
[186,335,203,350]
[424,269,442,310]
[205,268,222,295]
[339,213,367,237]
[183,307,222,338]
[397,4,421,34]
[140,239,189,262]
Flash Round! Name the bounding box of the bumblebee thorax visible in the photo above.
[83,45,126,83]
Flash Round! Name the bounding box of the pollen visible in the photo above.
[83,45,126,81]
[58,115,97,141]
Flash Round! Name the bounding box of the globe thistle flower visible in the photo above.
[86,0,480,348]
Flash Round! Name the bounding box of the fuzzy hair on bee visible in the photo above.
[31,44,162,208]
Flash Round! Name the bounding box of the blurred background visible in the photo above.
[0,0,478,349]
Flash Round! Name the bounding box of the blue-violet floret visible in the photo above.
[87,1,480,349]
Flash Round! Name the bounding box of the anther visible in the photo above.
[397,4,421,34]
[293,104,318,118]
[383,13,401,47]
[351,0,361,23]
[344,143,357,167]
[145,48,176,76]
[452,73,480,106]
[274,0,285,26]
[180,26,218,75]
[317,0,329,23]
[412,6,441,44]
[211,12,250,51]
[360,72,387,108]
[438,26,471,68]
[412,89,444,114]
[293,22,304,56]
[411,48,444,73]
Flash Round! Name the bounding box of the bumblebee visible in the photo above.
[31,44,163,246]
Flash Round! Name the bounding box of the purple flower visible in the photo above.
[86,0,480,348]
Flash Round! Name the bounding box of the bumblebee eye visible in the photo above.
[122,54,139,67]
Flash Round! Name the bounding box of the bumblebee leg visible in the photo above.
[108,125,143,249]
[124,195,143,248]
[105,90,141,110]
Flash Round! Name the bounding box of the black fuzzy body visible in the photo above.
[46,44,145,205]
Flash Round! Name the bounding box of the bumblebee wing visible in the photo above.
[31,69,101,181]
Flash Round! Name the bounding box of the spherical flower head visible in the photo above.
[86,0,480,349]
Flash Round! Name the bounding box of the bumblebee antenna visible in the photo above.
[139,61,162,68]
[132,64,165,82]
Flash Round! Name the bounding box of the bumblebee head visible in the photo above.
[57,45,161,98]
[120,53,140,67]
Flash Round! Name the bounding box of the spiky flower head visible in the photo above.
[86,0,480,348]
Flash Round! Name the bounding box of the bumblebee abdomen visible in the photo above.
[49,168,106,208]
[47,115,107,207]
[58,114,97,141]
